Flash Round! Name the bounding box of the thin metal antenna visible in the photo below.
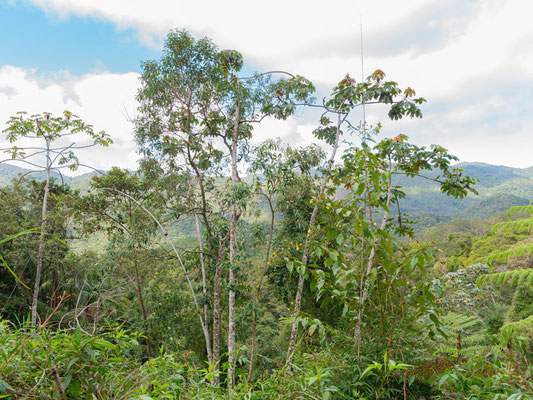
[360,14,366,132]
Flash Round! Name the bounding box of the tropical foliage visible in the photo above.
[0,30,531,399]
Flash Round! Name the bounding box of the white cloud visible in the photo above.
[0,66,140,174]
[3,0,533,169]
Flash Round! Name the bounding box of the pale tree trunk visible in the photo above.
[286,112,342,370]
[227,93,240,392]
[189,157,215,366]
[354,160,393,356]
[247,197,275,383]
[31,139,51,326]
[194,213,213,364]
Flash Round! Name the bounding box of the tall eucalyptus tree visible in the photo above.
[134,29,315,389]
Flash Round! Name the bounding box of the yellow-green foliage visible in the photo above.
[500,314,533,343]
[486,243,533,264]
[485,204,533,264]
[476,268,533,287]
[492,211,533,235]
[477,203,533,344]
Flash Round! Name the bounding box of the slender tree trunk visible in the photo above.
[247,198,275,383]
[53,245,60,309]
[211,238,225,386]
[133,250,152,359]
[286,112,342,370]
[356,148,372,362]
[227,93,240,392]
[194,213,213,364]
[354,160,393,352]
[189,149,213,254]
[31,140,51,326]
[189,147,215,365]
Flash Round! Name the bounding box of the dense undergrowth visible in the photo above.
[1,318,532,399]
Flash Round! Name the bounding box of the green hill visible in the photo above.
[0,163,100,192]
[2,161,532,223]
[393,162,533,220]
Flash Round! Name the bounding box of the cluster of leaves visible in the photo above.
[0,321,351,400]
[2,111,112,173]
[438,263,491,309]
[437,348,533,399]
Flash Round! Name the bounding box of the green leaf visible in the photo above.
[61,374,72,391]
[93,338,116,349]
[0,379,14,395]
[429,313,440,326]
[438,374,449,388]
[0,227,41,245]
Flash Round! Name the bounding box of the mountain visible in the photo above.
[393,162,533,220]
[0,163,99,192]
[2,162,532,222]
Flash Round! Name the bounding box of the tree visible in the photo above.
[333,131,476,359]
[135,29,314,389]
[72,168,161,357]
[246,139,324,382]
[136,30,234,381]
[285,70,430,369]
[0,181,66,318]
[1,111,111,325]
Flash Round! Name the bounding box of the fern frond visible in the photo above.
[440,312,487,356]
[492,217,533,234]
[476,268,533,287]
[485,242,533,264]
[507,204,533,219]
[500,314,533,345]
[443,314,482,330]
[461,334,485,346]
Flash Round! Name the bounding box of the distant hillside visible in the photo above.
[390,162,533,221]
[0,163,99,192]
[2,162,532,223]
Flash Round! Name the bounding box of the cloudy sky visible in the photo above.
[1,0,532,174]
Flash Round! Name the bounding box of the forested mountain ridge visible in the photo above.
[2,161,532,222]
[393,161,533,220]
[0,163,98,192]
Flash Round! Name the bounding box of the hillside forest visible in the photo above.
[0,30,532,399]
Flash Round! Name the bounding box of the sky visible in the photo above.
[1,0,532,174]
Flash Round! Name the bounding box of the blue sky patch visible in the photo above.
[0,1,161,75]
